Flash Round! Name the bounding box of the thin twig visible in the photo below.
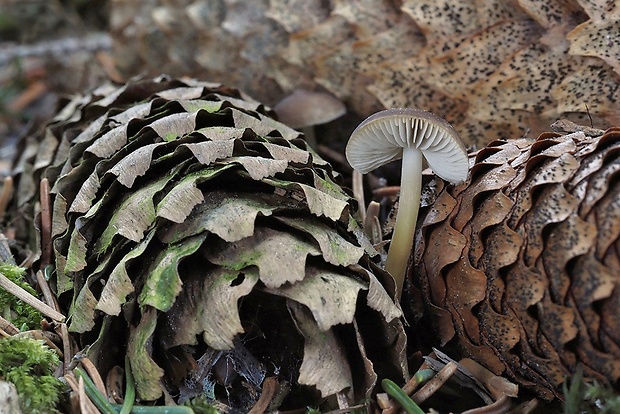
[0,176,14,219]
[96,50,124,83]
[40,178,52,267]
[412,361,458,405]
[18,251,38,270]
[65,372,79,392]
[461,395,512,414]
[78,375,101,414]
[36,270,59,312]
[382,379,424,414]
[248,377,278,414]
[403,369,435,395]
[60,323,71,376]
[508,398,538,414]
[0,32,112,66]
[64,373,85,413]
[0,272,66,322]
[81,357,108,397]
[8,81,48,113]
[373,185,401,198]
[326,403,367,413]
[336,389,350,410]
[0,314,19,335]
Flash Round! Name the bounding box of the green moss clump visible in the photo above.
[563,366,620,414]
[0,262,43,330]
[0,336,64,413]
[582,383,620,414]
[184,395,219,414]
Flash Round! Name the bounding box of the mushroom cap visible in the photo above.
[273,89,346,129]
[345,108,469,183]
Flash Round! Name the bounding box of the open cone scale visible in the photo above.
[7,76,407,410]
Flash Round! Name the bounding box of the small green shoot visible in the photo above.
[184,396,219,414]
[76,366,197,413]
[382,378,425,414]
[120,356,136,414]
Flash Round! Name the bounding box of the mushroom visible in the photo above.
[273,89,346,146]
[345,108,469,298]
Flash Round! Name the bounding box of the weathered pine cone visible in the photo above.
[10,76,407,409]
[411,127,620,400]
[110,0,620,149]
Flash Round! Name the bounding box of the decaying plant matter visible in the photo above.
[110,0,620,149]
[8,76,407,411]
[411,127,620,400]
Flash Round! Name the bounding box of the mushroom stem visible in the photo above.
[385,147,423,299]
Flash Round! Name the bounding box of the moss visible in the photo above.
[184,395,219,414]
[0,262,42,330]
[581,382,620,414]
[0,336,64,413]
[563,366,620,414]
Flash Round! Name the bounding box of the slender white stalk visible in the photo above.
[385,147,423,299]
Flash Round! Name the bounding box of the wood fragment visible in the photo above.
[248,377,278,414]
[65,372,79,393]
[36,270,59,312]
[7,81,48,113]
[460,358,518,399]
[412,361,458,405]
[78,375,100,414]
[0,272,66,322]
[39,178,52,267]
[96,50,125,83]
[0,315,19,335]
[508,398,539,414]
[60,323,71,376]
[336,389,350,409]
[80,357,108,397]
[403,369,435,395]
[461,395,512,414]
[0,177,13,219]
[376,392,392,409]
[372,185,401,198]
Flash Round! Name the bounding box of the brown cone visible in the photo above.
[412,127,620,400]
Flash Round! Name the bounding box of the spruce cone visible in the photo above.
[10,76,407,409]
[412,127,620,400]
[110,0,620,149]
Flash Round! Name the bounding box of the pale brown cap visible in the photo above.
[274,89,346,129]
